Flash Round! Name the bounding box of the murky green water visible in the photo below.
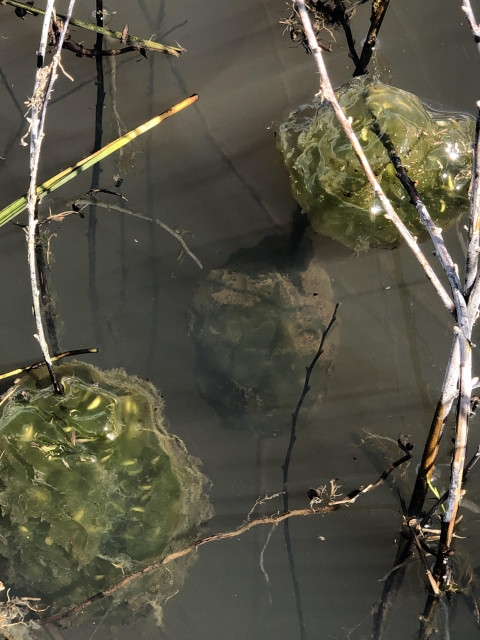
[1,1,480,638]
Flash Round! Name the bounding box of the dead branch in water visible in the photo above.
[1,0,183,57]
[355,0,391,75]
[25,1,76,395]
[36,450,411,626]
[294,0,480,608]
[72,198,203,270]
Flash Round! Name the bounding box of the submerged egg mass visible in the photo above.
[190,236,339,438]
[0,362,211,620]
[277,76,475,252]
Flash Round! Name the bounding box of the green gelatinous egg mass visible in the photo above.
[0,362,211,618]
[277,76,475,252]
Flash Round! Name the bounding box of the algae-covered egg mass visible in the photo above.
[277,76,475,252]
[190,237,338,438]
[0,362,211,621]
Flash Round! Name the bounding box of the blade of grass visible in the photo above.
[0,94,198,228]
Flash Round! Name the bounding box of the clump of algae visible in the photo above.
[0,362,212,628]
[278,76,475,252]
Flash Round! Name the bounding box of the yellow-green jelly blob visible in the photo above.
[0,362,212,619]
[277,76,475,252]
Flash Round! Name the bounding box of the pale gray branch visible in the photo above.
[26,0,76,394]
[463,1,480,295]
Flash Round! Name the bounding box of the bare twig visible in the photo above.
[294,1,480,594]
[462,0,480,56]
[408,336,460,516]
[461,0,480,299]
[433,331,472,583]
[26,0,76,394]
[36,452,410,625]
[409,523,441,597]
[323,453,412,505]
[282,302,339,640]
[1,0,183,56]
[355,0,391,76]
[62,39,147,58]
[73,199,203,269]
[370,121,468,330]
[465,101,480,296]
[369,123,471,523]
[419,442,480,528]
[333,0,364,74]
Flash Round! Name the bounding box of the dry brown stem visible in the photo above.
[37,452,411,626]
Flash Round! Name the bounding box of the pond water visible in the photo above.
[1,0,480,638]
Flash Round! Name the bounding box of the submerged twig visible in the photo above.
[282,302,340,495]
[62,39,148,59]
[281,302,339,640]
[73,199,203,270]
[1,0,183,57]
[37,451,411,625]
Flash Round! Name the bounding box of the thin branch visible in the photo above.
[1,0,183,57]
[74,199,203,269]
[408,335,460,516]
[355,0,391,76]
[409,523,441,597]
[26,1,76,394]
[282,302,340,496]
[463,2,480,295]
[62,39,147,58]
[368,121,471,522]
[433,331,472,583]
[36,452,411,626]
[322,453,412,505]
[333,0,365,74]
[293,0,455,314]
[419,442,480,528]
[370,121,468,325]
[462,0,480,56]
[281,302,339,640]
[465,102,480,296]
